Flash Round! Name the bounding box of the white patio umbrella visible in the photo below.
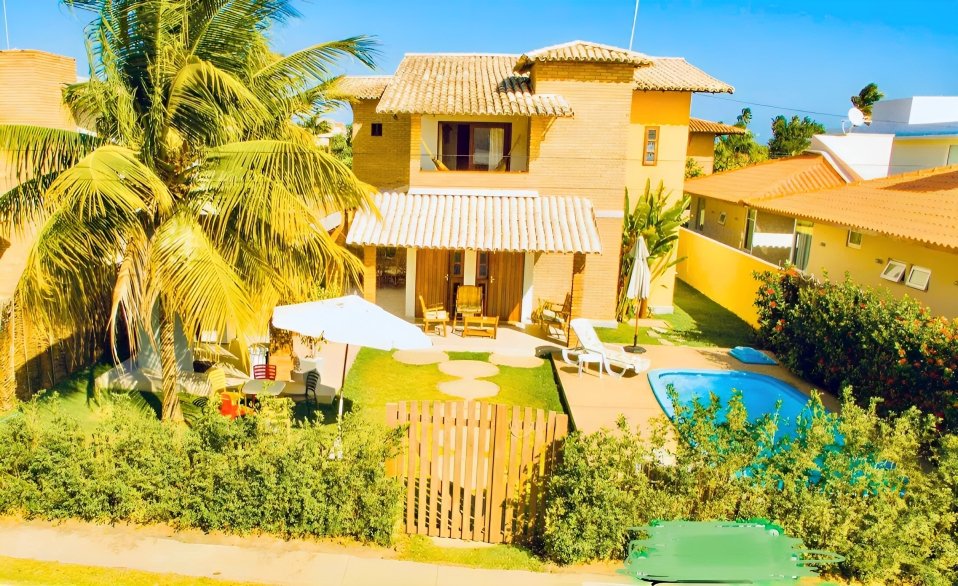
[272,295,432,423]
[624,235,651,354]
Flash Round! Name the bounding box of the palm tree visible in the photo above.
[0,0,378,420]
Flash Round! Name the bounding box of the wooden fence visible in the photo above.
[386,400,568,544]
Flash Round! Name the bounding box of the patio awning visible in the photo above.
[346,190,602,254]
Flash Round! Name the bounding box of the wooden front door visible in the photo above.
[446,250,465,313]
[415,249,450,318]
[485,252,525,322]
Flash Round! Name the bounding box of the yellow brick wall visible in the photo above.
[532,252,573,306]
[0,50,77,195]
[351,99,411,191]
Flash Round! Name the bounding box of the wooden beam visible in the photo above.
[363,245,377,303]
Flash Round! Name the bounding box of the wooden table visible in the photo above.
[462,315,499,339]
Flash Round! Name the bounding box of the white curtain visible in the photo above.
[488,127,505,169]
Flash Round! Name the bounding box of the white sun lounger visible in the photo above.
[563,318,651,378]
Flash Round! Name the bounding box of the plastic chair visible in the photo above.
[305,370,320,410]
[253,364,276,381]
[207,367,227,394]
[454,285,483,331]
[219,391,249,420]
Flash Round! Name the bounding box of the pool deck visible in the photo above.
[554,344,840,436]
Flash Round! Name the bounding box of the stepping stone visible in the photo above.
[489,354,544,368]
[438,379,500,400]
[439,360,499,379]
[393,350,449,365]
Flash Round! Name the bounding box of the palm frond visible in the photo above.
[149,212,254,351]
[251,37,380,88]
[166,57,271,145]
[43,145,173,220]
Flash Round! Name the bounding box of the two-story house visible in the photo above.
[340,41,732,329]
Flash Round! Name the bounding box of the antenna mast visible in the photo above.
[2,0,9,50]
[629,0,640,51]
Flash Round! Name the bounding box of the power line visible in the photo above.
[697,94,848,119]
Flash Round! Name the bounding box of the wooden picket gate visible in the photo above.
[386,401,568,544]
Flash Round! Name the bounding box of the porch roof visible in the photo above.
[346,191,602,254]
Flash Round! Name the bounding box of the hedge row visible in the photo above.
[542,391,958,585]
[753,270,958,431]
[0,396,404,545]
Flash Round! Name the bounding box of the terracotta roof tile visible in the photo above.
[689,118,746,134]
[634,58,733,93]
[376,54,573,117]
[514,40,651,71]
[753,166,958,250]
[684,155,847,204]
[338,76,392,100]
[346,191,602,253]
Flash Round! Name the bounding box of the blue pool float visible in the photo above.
[730,346,778,365]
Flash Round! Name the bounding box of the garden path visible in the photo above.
[0,518,634,586]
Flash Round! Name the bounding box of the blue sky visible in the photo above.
[4,0,958,139]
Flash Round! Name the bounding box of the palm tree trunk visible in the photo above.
[159,300,182,421]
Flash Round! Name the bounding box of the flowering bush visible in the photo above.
[754,269,958,431]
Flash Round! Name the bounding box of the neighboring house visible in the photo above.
[0,49,78,303]
[339,41,733,325]
[814,96,958,180]
[687,118,746,175]
[685,155,958,318]
[685,154,849,268]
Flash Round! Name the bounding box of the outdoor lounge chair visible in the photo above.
[419,295,449,336]
[565,318,651,378]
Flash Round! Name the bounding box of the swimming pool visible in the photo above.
[647,369,826,440]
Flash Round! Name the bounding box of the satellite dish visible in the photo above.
[848,107,865,127]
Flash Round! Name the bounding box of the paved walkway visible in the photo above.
[555,344,840,435]
[0,519,633,586]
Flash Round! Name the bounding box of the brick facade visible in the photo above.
[351,100,411,191]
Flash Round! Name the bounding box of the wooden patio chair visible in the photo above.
[453,285,483,332]
[419,295,449,337]
[534,293,572,341]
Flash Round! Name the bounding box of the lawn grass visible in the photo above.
[0,556,260,586]
[396,535,543,572]
[337,349,564,426]
[596,280,755,349]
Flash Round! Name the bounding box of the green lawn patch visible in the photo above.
[0,556,260,586]
[337,349,564,426]
[397,535,544,572]
[596,280,754,349]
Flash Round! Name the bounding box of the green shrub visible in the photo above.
[542,390,958,584]
[0,396,404,545]
[754,269,958,431]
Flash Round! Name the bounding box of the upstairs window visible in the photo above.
[371,123,383,137]
[643,126,660,166]
[439,122,512,171]
[846,230,863,249]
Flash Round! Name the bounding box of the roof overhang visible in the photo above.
[347,191,602,254]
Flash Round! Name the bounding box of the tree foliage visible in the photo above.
[851,82,885,124]
[0,0,379,418]
[616,181,689,321]
[543,391,958,584]
[713,108,769,172]
[684,157,704,179]
[767,115,826,158]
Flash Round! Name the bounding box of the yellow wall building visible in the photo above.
[341,42,733,327]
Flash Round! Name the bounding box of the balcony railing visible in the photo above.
[420,154,528,172]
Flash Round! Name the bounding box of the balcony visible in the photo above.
[420,154,528,173]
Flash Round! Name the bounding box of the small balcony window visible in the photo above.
[643,126,659,166]
[846,230,863,249]
[437,122,514,171]
[880,259,907,283]
[906,266,931,291]
[371,123,383,137]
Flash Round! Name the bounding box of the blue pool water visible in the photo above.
[647,369,828,440]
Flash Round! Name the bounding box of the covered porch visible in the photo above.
[346,188,603,332]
